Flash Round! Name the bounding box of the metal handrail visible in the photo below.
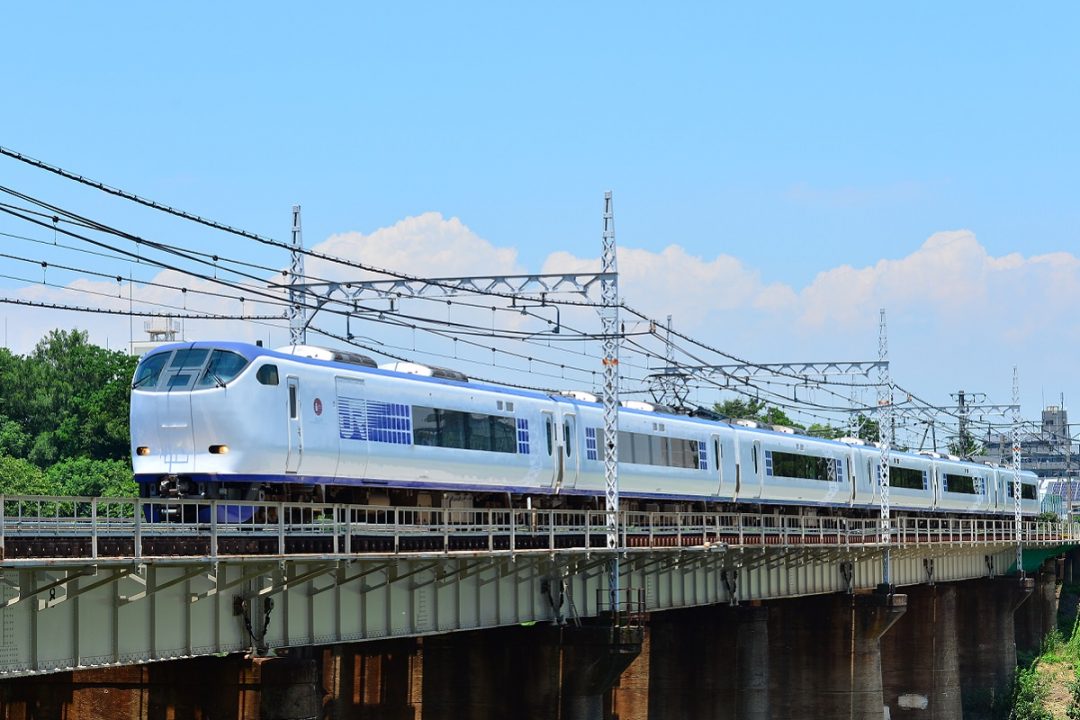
[0,494,1076,561]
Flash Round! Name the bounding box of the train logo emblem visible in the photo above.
[313,398,323,416]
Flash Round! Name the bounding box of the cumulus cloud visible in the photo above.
[310,212,522,281]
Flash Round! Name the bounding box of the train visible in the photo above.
[129,341,1042,519]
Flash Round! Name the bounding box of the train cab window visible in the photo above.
[289,384,298,419]
[133,352,170,389]
[169,348,209,369]
[545,419,553,456]
[257,364,279,385]
[168,373,194,389]
[196,350,248,388]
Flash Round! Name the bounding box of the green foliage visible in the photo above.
[806,423,846,439]
[948,429,985,460]
[0,328,139,500]
[713,398,767,421]
[1010,665,1053,720]
[1067,666,1080,720]
[0,329,136,470]
[45,457,137,498]
[0,455,50,495]
[712,399,805,430]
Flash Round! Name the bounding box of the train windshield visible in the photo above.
[133,348,249,391]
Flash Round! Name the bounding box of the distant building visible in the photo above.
[130,317,182,357]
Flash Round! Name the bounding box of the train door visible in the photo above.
[846,448,857,503]
[335,377,368,480]
[561,412,579,490]
[543,410,560,490]
[286,376,303,474]
[711,433,722,495]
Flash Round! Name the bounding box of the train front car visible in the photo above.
[130,342,280,520]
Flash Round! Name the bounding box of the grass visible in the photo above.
[1010,583,1080,719]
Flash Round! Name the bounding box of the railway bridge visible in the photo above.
[0,494,1074,719]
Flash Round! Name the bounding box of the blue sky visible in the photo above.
[2,3,1080,440]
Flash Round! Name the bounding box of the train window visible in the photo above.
[752,445,759,474]
[256,364,279,385]
[884,466,927,490]
[942,473,979,494]
[167,373,194,389]
[196,350,249,388]
[766,451,838,482]
[1007,481,1038,500]
[600,430,699,469]
[412,406,517,454]
[546,419,553,456]
[132,352,170,389]
[564,422,572,457]
[169,348,209,369]
[289,384,298,419]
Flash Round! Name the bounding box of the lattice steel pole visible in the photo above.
[878,309,892,587]
[288,205,307,346]
[1013,366,1023,576]
[600,191,621,612]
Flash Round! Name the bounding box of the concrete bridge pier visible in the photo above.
[1015,565,1060,656]
[956,576,1034,719]
[642,604,768,720]
[421,623,641,720]
[768,590,907,720]
[880,584,962,720]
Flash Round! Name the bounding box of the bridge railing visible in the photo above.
[0,495,1075,560]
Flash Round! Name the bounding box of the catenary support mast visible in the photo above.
[288,205,307,346]
[878,309,892,586]
[1013,366,1023,576]
[600,191,621,611]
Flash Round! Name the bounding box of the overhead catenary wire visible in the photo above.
[0,147,1030,442]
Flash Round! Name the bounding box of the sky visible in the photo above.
[2,3,1079,443]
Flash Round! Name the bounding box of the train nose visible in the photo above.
[157,392,196,472]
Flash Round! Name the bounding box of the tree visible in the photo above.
[20,329,137,465]
[806,423,846,440]
[714,398,767,421]
[46,457,137,498]
[948,433,984,460]
[0,455,51,495]
[852,414,881,443]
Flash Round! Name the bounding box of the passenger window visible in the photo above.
[257,364,279,385]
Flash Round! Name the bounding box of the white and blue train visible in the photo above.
[130,341,1041,518]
